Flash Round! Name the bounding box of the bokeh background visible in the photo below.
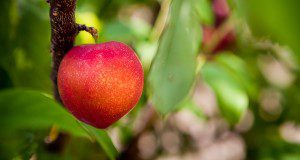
[1,0,300,159]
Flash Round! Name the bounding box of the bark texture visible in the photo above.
[49,0,97,102]
[49,0,78,102]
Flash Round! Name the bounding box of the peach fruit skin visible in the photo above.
[57,41,144,129]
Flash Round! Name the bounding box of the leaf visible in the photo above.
[134,41,158,72]
[102,21,135,43]
[195,0,215,25]
[179,98,205,119]
[3,0,53,92]
[80,123,118,160]
[0,89,86,159]
[201,62,248,124]
[0,89,118,159]
[128,19,152,40]
[0,89,86,137]
[237,0,300,64]
[148,0,202,114]
[215,53,258,98]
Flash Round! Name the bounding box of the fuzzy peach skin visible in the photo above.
[57,41,144,129]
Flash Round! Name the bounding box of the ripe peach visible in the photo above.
[57,41,144,129]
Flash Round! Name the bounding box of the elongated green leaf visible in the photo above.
[148,0,202,114]
[0,89,118,159]
[0,89,86,137]
[201,62,248,124]
[80,123,118,160]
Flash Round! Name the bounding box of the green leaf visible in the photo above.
[134,41,158,72]
[79,123,119,160]
[102,19,151,43]
[215,53,257,98]
[201,62,248,124]
[0,89,86,137]
[3,0,53,92]
[0,89,118,159]
[237,0,300,64]
[0,89,86,159]
[195,0,215,25]
[179,98,205,119]
[102,21,135,43]
[148,0,202,114]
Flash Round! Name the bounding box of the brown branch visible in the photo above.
[49,0,97,102]
[47,0,98,155]
[49,0,77,102]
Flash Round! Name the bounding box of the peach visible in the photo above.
[57,41,144,129]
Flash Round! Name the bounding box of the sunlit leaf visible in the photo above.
[215,53,257,98]
[201,62,248,124]
[134,41,158,72]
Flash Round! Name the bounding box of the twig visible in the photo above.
[77,24,99,42]
[149,0,171,42]
[47,0,98,155]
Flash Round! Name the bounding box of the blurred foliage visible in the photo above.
[196,0,215,25]
[237,0,300,64]
[0,89,118,159]
[1,0,300,159]
[201,54,249,124]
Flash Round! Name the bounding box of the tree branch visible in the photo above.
[49,0,77,102]
[49,0,97,102]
